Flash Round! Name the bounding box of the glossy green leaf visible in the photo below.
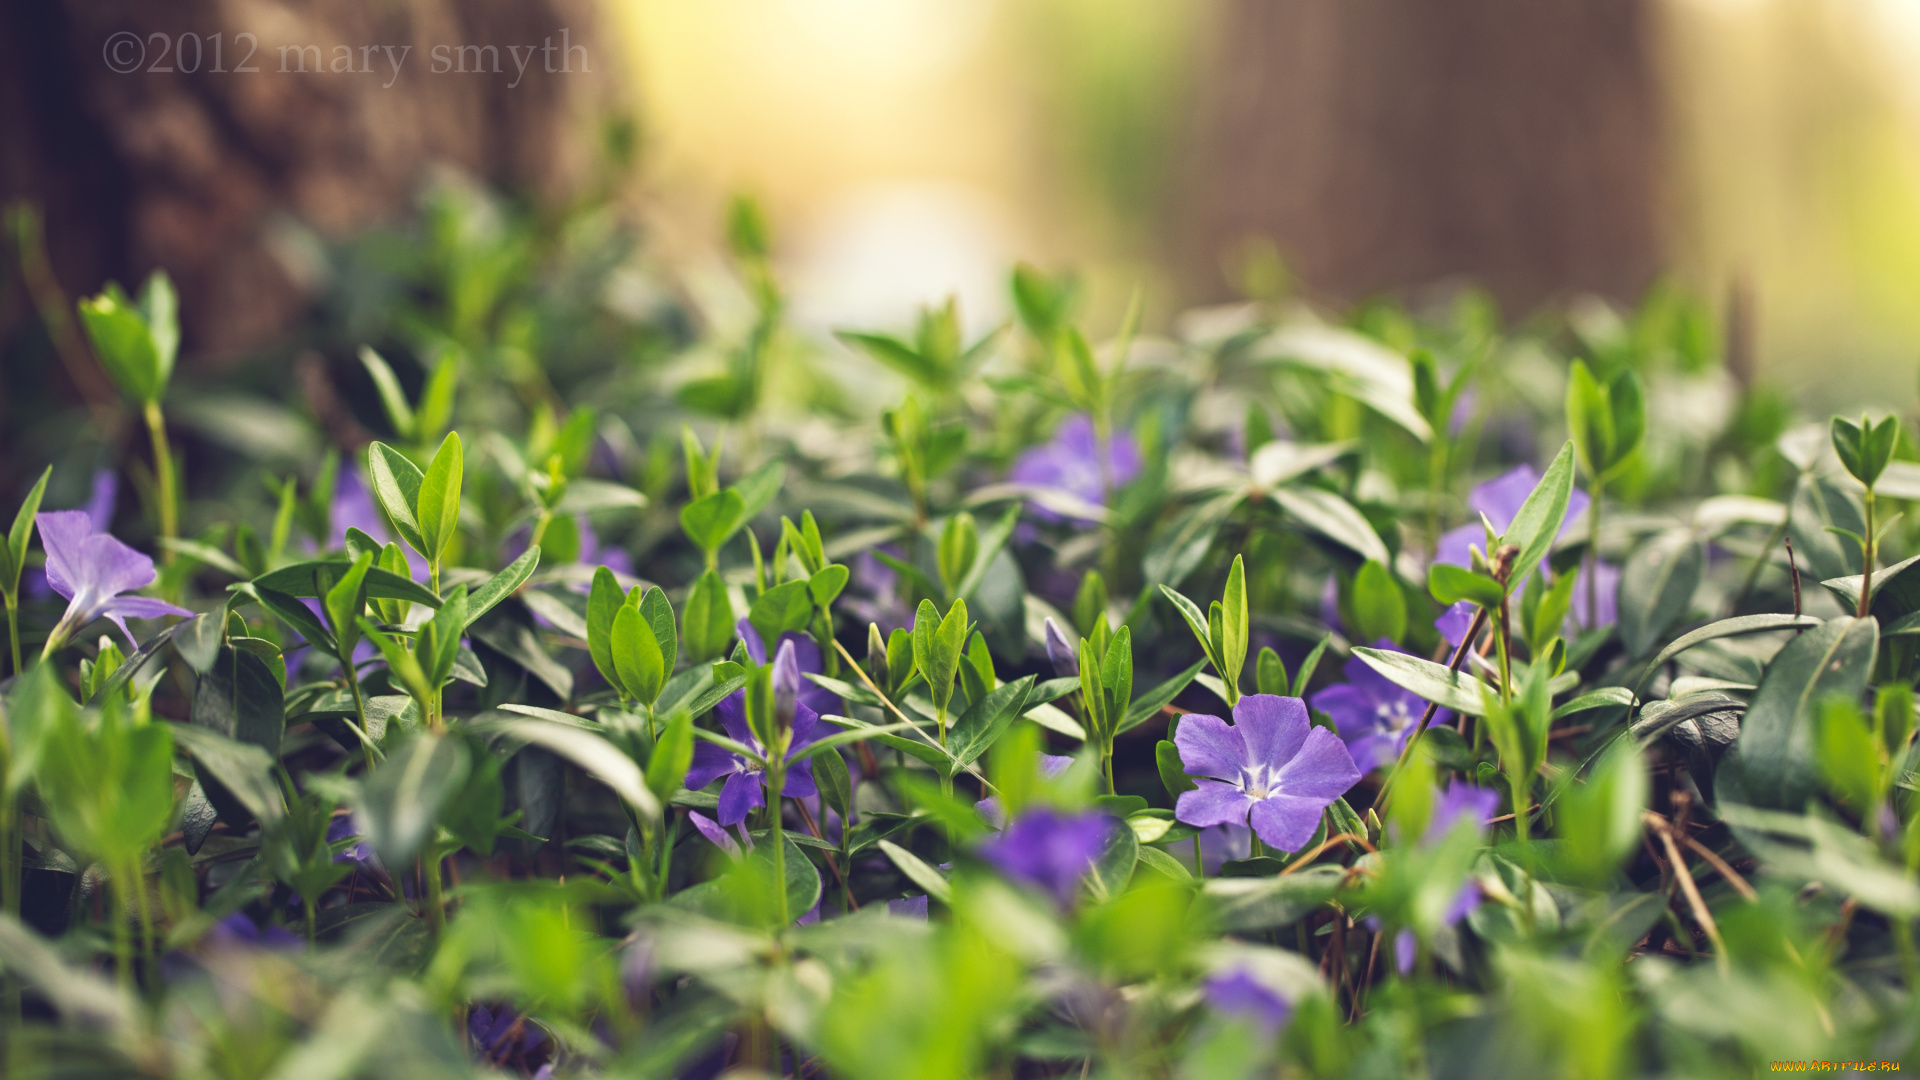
[1725,615,1877,810]
[365,442,427,555]
[415,431,464,563]
[1616,528,1703,657]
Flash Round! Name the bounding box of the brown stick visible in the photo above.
[1647,813,1729,974]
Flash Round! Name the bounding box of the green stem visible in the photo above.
[5,594,18,678]
[657,810,679,901]
[1860,488,1877,619]
[422,853,447,936]
[1586,478,1602,631]
[305,898,318,947]
[768,767,788,926]
[112,862,134,993]
[344,665,378,769]
[131,859,157,992]
[143,401,178,563]
[1511,778,1531,845]
[529,510,553,551]
[1897,919,1918,990]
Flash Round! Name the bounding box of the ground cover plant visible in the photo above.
[1,184,1918,1078]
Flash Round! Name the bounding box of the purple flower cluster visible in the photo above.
[1173,694,1360,852]
[684,635,832,826]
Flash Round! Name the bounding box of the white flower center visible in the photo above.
[1240,763,1276,801]
[1375,697,1413,730]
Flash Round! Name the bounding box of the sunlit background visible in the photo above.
[614,0,1920,411]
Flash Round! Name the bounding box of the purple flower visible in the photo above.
[687,810,742,859]
[206,912,303,951]
[37,511,189,651]
[736,620,842,717]
[1173,694,1360,852]
[1434,465,1590,569]
[326,815,377,869]
[887,895,929,919]
[1204,969,1291,1034]
[1435,602,1477,648]
[83,469,117,531]
[469,1005,547,1061]
[1434,464,1617,632]
[1310,641,1453,774]
[1008,415,1140,523]
[684,640,830,826]
[1425,780,1499,844]
[975,807,1114,906]
[1042,617,1079,678]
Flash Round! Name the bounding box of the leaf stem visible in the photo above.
[4,595,18,678]
[1860,487,1876,619]
[143,401,178,564]
[768,763,789,926]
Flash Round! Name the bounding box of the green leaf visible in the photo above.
[465,546,540,630]
[357,733,470,868]
[640,586,678,679]
[1293,635,1332,698]
[136,270,178,388]
[1551,687,1636,720]
[947,675,1036,769]
[76,285,162,403]
[250,558,441,608]
[1099,626,1134,730]
[937,512,978,595]
[1157,585,1222,675]
[954,504,1021,602]
[612,603,665,706]
[1616,528,1703,657]
[1502,442,1576,591]
[680,489,745,555]
[1,466,50,593]
[1814,697,1880,811]
[1119,658,1208,734]
[1254,647,1289,696]
[499,717,661,820]
[322,552,373,664]
[1565,359,1611,479]
[1637,612,1821,694]
[421,586,469,689]
[1554,737,1646,887]
[1219,555,1249,689]
[1428,563,1504,610]
[364,443,427,555]
[1604,368,1646,478]
[359,346,416,440]
[587,566,624,691]
[1822,552,1920,621]
[253,586,332,653]
[1270,486,1390,565]
[191,647,286,756]
[808,564,850,610]
[1156,740,1197,799]
[359,618,431,704]
[169,723,284,829]
[645,708,696,803]
[1724,615,1877,810]
[878,839,952,904]
[748,580,813,646]
[415,431,464,563]
[1351,647,1497,716]
[681,570,736,663]
[1348,559,1408,644]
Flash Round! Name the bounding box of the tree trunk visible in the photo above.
[1180,0,1663,313]
[0,0,619,358]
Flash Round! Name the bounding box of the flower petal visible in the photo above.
[99,596,192,622]
[684,742,741,791]
[1176,780,1256,829]
[688,811,741,859]
[714,690,756,748]
[716,770,765,826]
[783,759,818,799]
[1231,694,1309,771]
[735,619,768,665]
[35,511,93,600]
[1272,727,1361,801]
[1173,712,1246,780]
[79,532,158,600]
[1309,684,1375,741]
[1247,794,1327,852]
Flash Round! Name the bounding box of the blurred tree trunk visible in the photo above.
[0,0,620,359]
[1180,0,1662,313]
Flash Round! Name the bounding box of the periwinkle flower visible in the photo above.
[687,810,745,858]
[1204,969,1291,1034]
[1379,781,1498,974]
[206,912,302,951]
[1008,415,1140,523]
[469,1005,547,1063]
[1434,464,1615,631]
[975,807,1114,906]
[37,510,189,652]
[684,639,829,826]
[1310,640,1452,774]
[1174,694,1360,852]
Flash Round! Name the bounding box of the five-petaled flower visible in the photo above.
[1310,640,1453,774]
[975,806,1114,906]
[37,510,189,655]
[1174,694,1360,852]
[1008,415,1141,523]
[684,637,829,826]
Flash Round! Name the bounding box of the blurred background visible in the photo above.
[6,0,1920,438]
